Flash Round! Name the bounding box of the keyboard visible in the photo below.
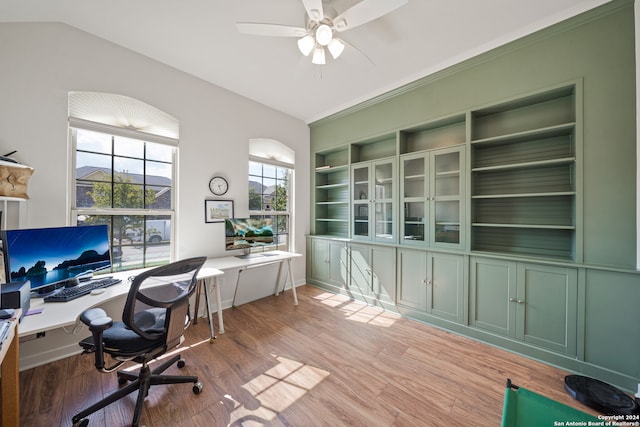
[44,277,122,303]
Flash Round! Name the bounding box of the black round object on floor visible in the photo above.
[564,375,639,415]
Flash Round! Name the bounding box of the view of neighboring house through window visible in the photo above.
[249,160,291,251]
[72,127,175,271]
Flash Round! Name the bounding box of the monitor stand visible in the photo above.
[32,284,58,298]
[235,249,264,259]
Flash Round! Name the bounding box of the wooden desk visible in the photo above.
[1,309,21,427]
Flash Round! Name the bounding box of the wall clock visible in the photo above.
[209,176,229,196]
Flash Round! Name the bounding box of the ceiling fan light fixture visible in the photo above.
[315,24,333,46]
[297,35,315,56]
[327,38,345,59]
[311,47,326,65]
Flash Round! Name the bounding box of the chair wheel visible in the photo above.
[193,382,203,394]
[177,359,186,369]
[118,376,128,385]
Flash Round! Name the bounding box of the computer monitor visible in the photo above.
[2,224,112,295]
[225,218,274,258]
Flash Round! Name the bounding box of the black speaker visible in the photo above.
[1,280,30,321]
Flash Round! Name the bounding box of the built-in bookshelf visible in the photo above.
[470,84,577,260]
[314,148,349,237]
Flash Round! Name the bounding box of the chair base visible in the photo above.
[72,354,202,427]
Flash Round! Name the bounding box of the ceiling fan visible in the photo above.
[236,0,408,65]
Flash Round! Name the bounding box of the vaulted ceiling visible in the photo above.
[0,0,612,123]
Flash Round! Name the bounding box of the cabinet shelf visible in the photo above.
[404,174,425,181]
[315,164,348,173]
[471,122,575,146]
[316,218,349,222]
[472,191,575,199]
[435,170,460,177]
[316,182,348,189]
[316,201,348,205]
[472,157,574,173]
[472,223,575,230]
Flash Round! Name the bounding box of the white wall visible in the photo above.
[0,22,311,367]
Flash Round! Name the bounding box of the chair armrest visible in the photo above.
[80,308,113,371]
[80,308,113,332]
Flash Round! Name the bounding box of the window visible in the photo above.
[72,127,175,271]
[248,160,291,251]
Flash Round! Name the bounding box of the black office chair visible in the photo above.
[72,257,207,427]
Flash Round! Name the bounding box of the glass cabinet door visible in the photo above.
[352,164,370,239]
[431,147,463,246]
[400,154,428,244]
[351,159,396,242]
[374,161,395,241]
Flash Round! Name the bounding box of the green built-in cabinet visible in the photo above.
[312,82,578,259]
[306,79,626,384]
[349,243,396,305]
[397,248,464,324]
[307,0,639,392]
[308,237,348,288]
[469,257,577,355]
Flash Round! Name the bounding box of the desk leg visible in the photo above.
[193,279,202,325]
[202,278,216,342]
[231,269,243,308]
[287,258,298,305]
[213,276,225,334]
[274,261,284,296]
[274,259,298,305]
[1,323,19,427]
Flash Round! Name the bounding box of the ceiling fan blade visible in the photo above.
[333,0,408,32]
[236,22,307,38]
[300,0,324,22]
[339,38,375,65]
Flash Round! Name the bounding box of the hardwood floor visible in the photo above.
[18,285,597,426]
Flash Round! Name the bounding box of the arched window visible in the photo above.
[68,92,178,271]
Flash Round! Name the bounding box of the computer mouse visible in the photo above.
[90,288,106,295]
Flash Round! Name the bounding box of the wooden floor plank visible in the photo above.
[19,285,598,426]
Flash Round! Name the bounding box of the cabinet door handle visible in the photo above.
[509,297,517,303]
[517,299,525,304]
[509,298,526,304]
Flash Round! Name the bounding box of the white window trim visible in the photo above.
[69,125,178,263]
[248,158,293,252]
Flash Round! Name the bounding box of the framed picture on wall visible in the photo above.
[205,199,234,223]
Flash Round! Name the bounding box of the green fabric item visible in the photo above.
[502,385,600,427]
